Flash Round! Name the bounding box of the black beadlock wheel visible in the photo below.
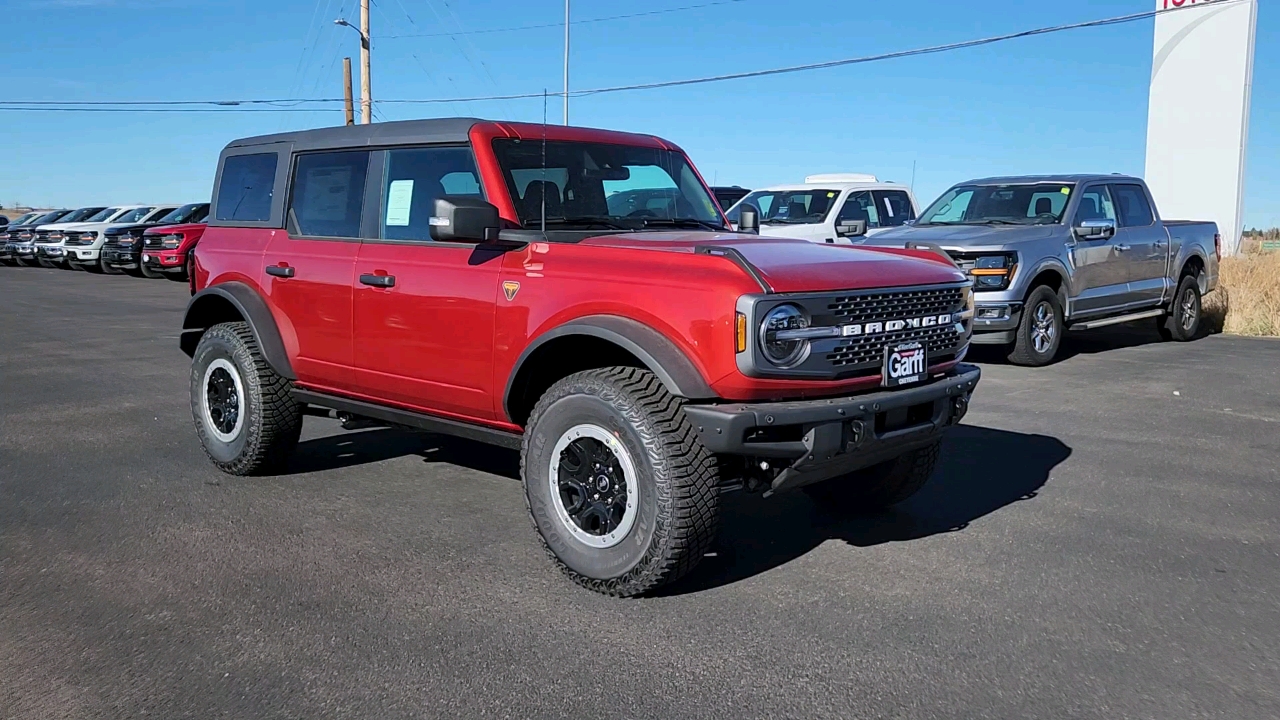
[802,441,941,512]
[521,367,719,597]
[1158,274,1201,342]
[190,322,303,476]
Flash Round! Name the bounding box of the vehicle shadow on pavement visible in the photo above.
[657,425,1072,596]
[285,427,522,479]
[968,323,1176,364]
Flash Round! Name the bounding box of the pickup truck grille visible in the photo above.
[143,235,167,249]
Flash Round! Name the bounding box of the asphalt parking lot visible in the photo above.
[2,266,1278,719]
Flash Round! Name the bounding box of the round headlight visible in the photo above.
[759,304,810,367]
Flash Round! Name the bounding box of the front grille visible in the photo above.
[143,235,167,249]
[827,286,966,324]
[820,285,967,374]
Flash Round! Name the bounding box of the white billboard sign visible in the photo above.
[1145,0,1257,255]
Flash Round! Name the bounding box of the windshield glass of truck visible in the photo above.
[158,204,209,225]
[115,207,154,223]
[726,189,837,225]
[919,184,1073,226]
[84,208,121,223]
[491,140,723,231]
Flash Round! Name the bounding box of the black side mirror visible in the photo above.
[738,205,760,235]
[430,196,501,243]
[836,219,867,238]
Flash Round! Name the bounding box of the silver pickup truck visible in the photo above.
[864,175,1219,366]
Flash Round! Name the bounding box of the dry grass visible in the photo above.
[1203,251,1280,337]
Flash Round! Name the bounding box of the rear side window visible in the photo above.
[216,153,278,222]
[873,190,915,227]
[1112,184,1154,227]
[381,147,482,241]
[287,151,370,238]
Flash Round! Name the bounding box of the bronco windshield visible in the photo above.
[918,183,1074,226]
[726,189,837,225]
[491,139,724,233]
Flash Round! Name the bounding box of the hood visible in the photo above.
[105,222,157,235]
[145,222,207,235]
[579,231,966,293]
[862,223,1060,248]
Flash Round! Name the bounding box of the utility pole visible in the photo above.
[343,57,355,126]
[563,0,570,125]
[360,0,372,124]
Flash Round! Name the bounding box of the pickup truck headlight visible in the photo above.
[967,252,1018,291]
[161,233,183,249]
[759,304,810,367]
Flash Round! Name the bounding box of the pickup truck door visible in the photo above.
[350,147,501,421]
[1067,184,1129,316]
[1110,183,1169,307]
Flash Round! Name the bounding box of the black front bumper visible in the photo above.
[102,247,140,268]
[683,364,981,493]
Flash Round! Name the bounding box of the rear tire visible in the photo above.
[803,441,941,513]
[190,322,303,476]
[522,367,719,597]
[1008,285,1063,367]
[1157,274,1201,342]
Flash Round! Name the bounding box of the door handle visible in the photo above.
[1115,244,1131,252]
[1154,239,1167,247]
[266,264,295,278]
[359,273,396,288]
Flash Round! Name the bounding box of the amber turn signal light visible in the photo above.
[735,312,747,353]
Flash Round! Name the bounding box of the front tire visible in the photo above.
[139,262,163,279]
[522,367,719,597]
[1008,285,1064,367]
[803,441,941,513]
[190,322,303,476]
[100,255,123,275]
[1157,274,1201,342]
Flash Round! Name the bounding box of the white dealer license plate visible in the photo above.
[883,342,927,388]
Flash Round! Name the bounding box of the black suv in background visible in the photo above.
[102,202,209,275]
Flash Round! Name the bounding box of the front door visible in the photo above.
[351,145,502,421]
[1111,182,1169,307]
[263,149,370,390]
[1067,184,1129,316]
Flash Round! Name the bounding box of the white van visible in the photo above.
[725,174,920,244]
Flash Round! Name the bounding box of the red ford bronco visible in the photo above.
[182,118,980,596]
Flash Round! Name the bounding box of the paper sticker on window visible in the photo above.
[1060,187,1070,195]
[386,180,415,226]
[303,167,352,221]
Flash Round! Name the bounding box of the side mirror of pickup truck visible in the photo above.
[836,219,868,238]
[430,196,502,243]
[737,205,760,235]
[1073,218,1116,241]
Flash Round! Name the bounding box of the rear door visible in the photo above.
[1067,184,1129,315]
[1110,183,1168,306]
[263,149,370,391]
[351,145,502,421]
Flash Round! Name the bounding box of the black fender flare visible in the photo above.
[504,315,716,421]
[180,282,295,380]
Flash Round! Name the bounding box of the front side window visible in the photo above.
[492,139,722,232]
[1074,185,1117,225]
[216,153,279,223]
[728,189,837,225]
[380,146,482,241]
[919,184,1074,226]
[836,191,880,226]
[288,151,369,238]
[1112,184,1154,227]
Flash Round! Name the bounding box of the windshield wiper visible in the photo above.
[959,219,1022,226]
[762,218,815,225]
[641,217,726,232]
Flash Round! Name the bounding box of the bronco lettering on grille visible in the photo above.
[841,314,952,337]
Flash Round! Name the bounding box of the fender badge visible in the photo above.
[502,281,521,301]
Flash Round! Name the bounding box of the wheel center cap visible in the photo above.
[595,475,611,493]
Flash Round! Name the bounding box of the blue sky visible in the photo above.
[3,0,1276,228]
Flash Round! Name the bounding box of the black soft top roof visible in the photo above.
[225,117,488,152]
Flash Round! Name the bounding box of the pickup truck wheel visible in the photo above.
[1158,275,1201,342]
[1007,286,1063,367]
[99,255,122,275]
[139,263,163,279]
[522,367,719,597]
[190,322,303,476]
[803,441,940,512]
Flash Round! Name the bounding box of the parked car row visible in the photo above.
[0,203,210,279]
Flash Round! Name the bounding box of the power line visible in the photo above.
[0,0,1239,114]
[0,107,334,113]
[377,0,751,39]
